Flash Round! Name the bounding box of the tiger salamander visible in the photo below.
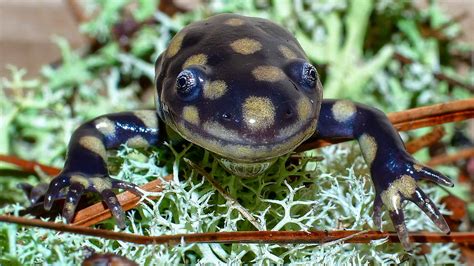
[35,14,453,250]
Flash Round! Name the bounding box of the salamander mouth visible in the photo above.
[216,157,277,177]
[173,117,318,163]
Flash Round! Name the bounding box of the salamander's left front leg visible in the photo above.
[313,99,453,249]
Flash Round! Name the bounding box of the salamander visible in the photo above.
[34,14,453,250]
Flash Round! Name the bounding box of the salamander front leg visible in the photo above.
[39,111,162,228]
[313,99,453,249]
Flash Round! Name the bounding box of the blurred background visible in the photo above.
[0,0,472,78]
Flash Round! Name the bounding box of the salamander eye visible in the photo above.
[302,63,317,88]
[176,69,203,100]
[286,60,319,92]
[176,70,194,95]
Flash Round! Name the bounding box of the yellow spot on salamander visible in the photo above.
[70,175,90,188]
[203,121,240,141]
[183,53,208,68]
[64,202,75,213]
[230,38,262,55]
[79,136,106,161]
[204,80,228,99]
[381,175,417,211]
[359,134,377,167]
[225,18,245,26]
[242,96,275,131]
[278,45,297,59]
[297,97,312,121]
[332,100,356,122]
[252,66,285,82]
[63,202,76,214]
[95,117,116,136]
[133,111,158,130]
[166,33,185,58]
[126,135,149,148]
[90,177,112,193]
[183,106,200,125]
[413,164,423,172]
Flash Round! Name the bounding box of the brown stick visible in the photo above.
[434,73,474,93]
[66,0,90,23]
[184,158,263,230]
[387,99,474,124]
[392,110,474,132]
[427,148,474,167]
[0,154,61,176]
[72,175,173,226]
[405,126,445,154]
[298,99,474,151]
[1,215,473,245]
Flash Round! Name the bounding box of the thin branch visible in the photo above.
[391,110,473,132]
[405,126,445,154]
[427,148,474,167]
[394,52,474,92]
[66,0,90,23]
[321,230,369,247]
[434,72,474,93]
[0,154,61,176]
[298,99,474,151]
[419,12,468,41]
[184,158,263,231]
[72,175,173,226]
[1,215,473,245]
[386,99,474,125]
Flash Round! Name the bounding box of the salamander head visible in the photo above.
[155,14,323,176]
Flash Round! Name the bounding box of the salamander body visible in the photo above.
[35,14,453,250]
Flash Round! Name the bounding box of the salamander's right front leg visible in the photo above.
[40,111,162,228]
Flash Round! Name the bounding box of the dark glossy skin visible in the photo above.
[33,14,452,250]
[82,253,138,266]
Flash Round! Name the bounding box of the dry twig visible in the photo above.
[0,154,60,176]
[394,52,474,92]
[72,175,172,226]
[1,215,473,245]
[184,158,263,230]
[66,0,90,23]
[405,126,445,154]
[427,148,474,167]
[387,99,474,128]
